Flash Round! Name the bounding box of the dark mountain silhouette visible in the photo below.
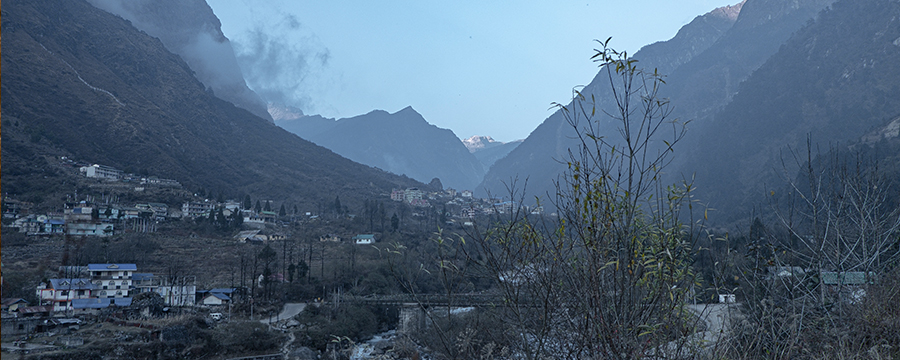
[1,0,424,209]
[276,107,484,191]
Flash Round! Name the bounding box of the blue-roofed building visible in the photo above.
[200,292,231,306]
[36,279,94,312]
[72,297,132,310]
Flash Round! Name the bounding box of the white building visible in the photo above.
[79,164,123,180]
[88,263,137,299]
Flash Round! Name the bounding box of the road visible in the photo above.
[260,302,306,325]
[687,303,734,345]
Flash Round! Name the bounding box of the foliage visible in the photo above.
[296,303,386,351]
[468,39,700,359]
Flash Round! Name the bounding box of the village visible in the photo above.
[0,158,551,357]
[4,159,544,240]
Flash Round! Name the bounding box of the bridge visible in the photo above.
[342,293,519,308]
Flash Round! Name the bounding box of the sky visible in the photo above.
[208,0,734,142]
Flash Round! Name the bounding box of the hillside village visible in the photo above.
[4,158,543,240]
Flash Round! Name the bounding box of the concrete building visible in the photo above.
[88,264,137,299]
[79,164,123,180]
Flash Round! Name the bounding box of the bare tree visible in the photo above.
[727,141,900,358]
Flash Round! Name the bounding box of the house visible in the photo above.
[136,203,168,220]
[353,234,376,245]
[320,234,341,242]
[37,279,95,312]
[1,298,30,313]
[260,211,278,223]
[391,189,406,202]
[200,293,231,306]
[461,190,474,198]
[88,263,137,299]
[821,271,875,285]
[197,288,235,306]
[235,230,261,243]
[67,222,114,237]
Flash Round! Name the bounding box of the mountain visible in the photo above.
[86,0,274,122]
[684,0,900,219]
[1,0,424,210]
[276,107,484,190]
[462,136,523,172]
[479,0,836,211]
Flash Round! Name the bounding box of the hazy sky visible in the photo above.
[208,0,733,142]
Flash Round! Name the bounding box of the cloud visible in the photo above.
[229,14,333,114]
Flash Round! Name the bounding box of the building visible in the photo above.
[36,279,95,312]
[461,190,474,198]
[197,288,235,306]
[136,203,168,220]
[2,298,30,313]
[88,263,137,299]
[79,164,123,180]
[353,234,376,245]
[181,201,216,219]
[320,234,341,242]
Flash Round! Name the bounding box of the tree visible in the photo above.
[391,213,399,232]
[279,204,286,217]
[243,195,252,210]
[264,200,272,212]
[333,196,343,216]
[257,244,278,299]
[254,200,262,213]
[468,39,698,359]
[727,143,900,358]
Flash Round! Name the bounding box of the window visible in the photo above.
[60,290,69,297]
[116,286,121,289]
[108,281,115,286]
[100,290,107,296]
[78,290,85,296]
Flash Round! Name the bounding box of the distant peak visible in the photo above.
[462,135,501,152]
[709,0,744,21]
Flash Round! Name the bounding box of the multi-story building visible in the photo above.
[36,279,95,312]
[79,164,123,180]
[181,201,216,219]
[88,263,137,299]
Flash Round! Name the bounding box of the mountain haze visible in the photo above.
[276,107,484,190]
[1,0,424,209]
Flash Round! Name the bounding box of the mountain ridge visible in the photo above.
[276,106,485,190]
